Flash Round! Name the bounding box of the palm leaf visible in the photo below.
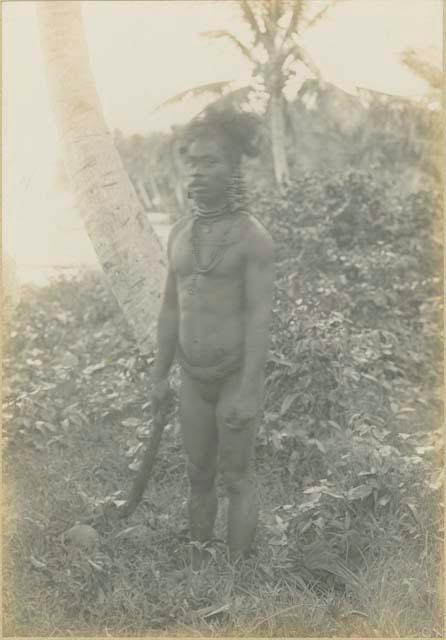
[301,540,361,586]
[282,0,305,41]
[287,43,322,80]
[401,48,443,90]
[195,84,254,118]
[154,81,234,111]
[239,0,265,45]
[261,1,283,39]
[200,30,255,63]
[270,0,286,23]
[304,0,338,30]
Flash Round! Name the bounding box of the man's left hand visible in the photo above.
[223,392,259,430]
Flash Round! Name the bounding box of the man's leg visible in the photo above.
[179,372,219,569]
[216,373,260,562]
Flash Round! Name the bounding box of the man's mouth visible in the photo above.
[189,183,209,196]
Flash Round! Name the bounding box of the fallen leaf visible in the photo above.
[122,417,141,428]
[196,603,230,619]
[84,363,106,376]
[280,393,299,416]
[114,526,138,540]
[87,558,104,571]
[348,484,374,501]
[30,555,47,569]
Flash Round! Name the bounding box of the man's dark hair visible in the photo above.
[180,105,260,164]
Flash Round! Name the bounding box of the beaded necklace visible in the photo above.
[192,207,234,272]
[187,168,247,295]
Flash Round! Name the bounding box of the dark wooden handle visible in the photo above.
[118,392,176,519]
[118,419,165,518]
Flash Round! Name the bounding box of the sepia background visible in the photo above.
[4,0,442,280]
[3,1,443,637]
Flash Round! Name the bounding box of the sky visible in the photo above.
[2,0,443,274]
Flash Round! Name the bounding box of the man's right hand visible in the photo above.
[151,378,172,417]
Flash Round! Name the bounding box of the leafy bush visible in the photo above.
[248,168,443,580]
[251,170,442,421]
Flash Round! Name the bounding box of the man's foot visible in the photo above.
[190,537,226,570]
[190,542,214,571]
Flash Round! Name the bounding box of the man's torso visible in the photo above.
[169,212,255,367]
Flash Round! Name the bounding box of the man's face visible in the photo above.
[185,138,234,208]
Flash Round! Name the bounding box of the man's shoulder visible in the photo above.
[242,214,274,256]
[167,215,192,254]
[242,212,273,238]
[169,214,193,236]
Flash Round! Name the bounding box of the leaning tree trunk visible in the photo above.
[38,1,166,354]
[270,92,290,188]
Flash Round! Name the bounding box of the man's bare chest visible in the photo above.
[171,218,245,279]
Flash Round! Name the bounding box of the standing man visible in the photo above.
[151,108,274,566]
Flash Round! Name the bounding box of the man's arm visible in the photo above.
[151,266,178,383]
[239,222,274,397]
[152,224,181,384]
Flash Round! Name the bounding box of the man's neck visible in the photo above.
[194,197,231,218]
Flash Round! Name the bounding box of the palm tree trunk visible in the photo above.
[38,1,165,354]
[270,92,290,187]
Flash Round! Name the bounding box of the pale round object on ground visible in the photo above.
[65,524,98,552]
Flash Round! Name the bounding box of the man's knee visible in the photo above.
[222,468,254,495]
[187,461,216,492]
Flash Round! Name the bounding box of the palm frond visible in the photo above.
[300,540,361,587]
[270,0,286,23]
[304,0,338,30]
[200,30,256,63]
[195,85,254,118]
[401,48,443,90]
[261,1,282,38]
[239,0,265,45]
[287,43,322,80]
[154,81,234,111]
[282,0,305,41]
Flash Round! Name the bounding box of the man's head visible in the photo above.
[180,107,259,210]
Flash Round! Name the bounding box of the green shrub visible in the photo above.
[245,169,443,583]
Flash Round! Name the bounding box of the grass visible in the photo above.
[3,413,442,637]
[2,274,443,637]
